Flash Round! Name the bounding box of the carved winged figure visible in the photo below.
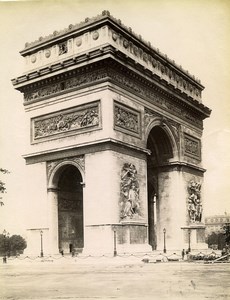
[187,180,202,223]
[120,163,141,220]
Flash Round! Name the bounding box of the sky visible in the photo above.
[0,0,230,235]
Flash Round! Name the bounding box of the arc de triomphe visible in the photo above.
[12,11,211,255]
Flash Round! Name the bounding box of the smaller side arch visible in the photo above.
[145,117,179,161]
[48,159,85,190]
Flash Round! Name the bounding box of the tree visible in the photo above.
[223,223,230,245]
[9,235,27,256]
[0,234,27,256]
[0,168,10,206]
[0,234,6,255]
[206,232,225,250]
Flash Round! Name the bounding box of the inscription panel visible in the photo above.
[31,101,100,143]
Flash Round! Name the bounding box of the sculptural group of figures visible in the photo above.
[120,163,141,220]
[34,108,99,138]
[120,165,203,224]
[188,180,202,223]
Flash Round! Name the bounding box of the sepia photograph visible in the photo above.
[0,0,229,299]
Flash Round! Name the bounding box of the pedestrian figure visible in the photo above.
[182,249,185,260]
[221,248,225,256]
[60,250,64,256]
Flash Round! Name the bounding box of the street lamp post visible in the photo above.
[113,230,117,257]
[163,228,166,253]
[188,229,191,253]
[40,230,44,258]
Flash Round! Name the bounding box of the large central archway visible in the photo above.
[57,165,84,254]
[147,124,176,250]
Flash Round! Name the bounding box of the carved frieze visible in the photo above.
[24,69,107,102]
[107,69,203,129]
[25,82,62,101]
[110,27,202,100]
[24,65,203,129]
[114,102,141,137]
[187,179,202,223]
[32,101,100,142]
[184,133,201,160]
[120,163,143,221]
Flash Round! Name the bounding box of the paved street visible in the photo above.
[0,257,229,300]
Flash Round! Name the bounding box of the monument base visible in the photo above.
[181,224,208,252]
[82,222,152,255]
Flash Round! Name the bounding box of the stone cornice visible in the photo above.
[12,45,113,87]
[19,10,201,84]
[23,138,206,175]
[107,58,210,120]
[12,53,211,124]
[181,224,205,229]
[153,161,206,174]
[23,138,150,165]
[14,10,205,103]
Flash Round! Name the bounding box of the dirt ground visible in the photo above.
[0,257,229,300]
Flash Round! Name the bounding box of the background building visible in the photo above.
[205,213,230,235]
[205,213,230,250]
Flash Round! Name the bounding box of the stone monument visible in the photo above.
[12,11,211,255]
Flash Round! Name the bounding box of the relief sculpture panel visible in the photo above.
[184,133,201,160]
[32,101,100,142]
[120,163,143,221]
[187,179,202,223]
[114,102,141,138]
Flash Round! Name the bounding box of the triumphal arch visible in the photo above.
[12,11,211,255]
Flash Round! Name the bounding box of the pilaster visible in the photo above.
[47,188,59,254]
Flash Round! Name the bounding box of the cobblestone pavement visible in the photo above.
[0,257,229,300]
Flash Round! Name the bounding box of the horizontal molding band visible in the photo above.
[23,138,150,165]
